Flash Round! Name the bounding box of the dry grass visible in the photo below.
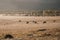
[0,16,60,40]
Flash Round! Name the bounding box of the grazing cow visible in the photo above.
[26,21,29,24]
[43,21,47,24]
[33,21,37,24]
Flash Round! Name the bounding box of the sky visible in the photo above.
[0,0,60,10]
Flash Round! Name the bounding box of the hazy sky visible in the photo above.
[0,0,60,10]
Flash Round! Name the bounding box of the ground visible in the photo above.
[0,16,60,40]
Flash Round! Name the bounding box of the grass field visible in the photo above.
[0,16,60,40]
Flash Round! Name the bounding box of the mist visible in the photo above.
[0,0,60,10]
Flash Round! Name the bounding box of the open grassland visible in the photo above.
[0,16,60,40]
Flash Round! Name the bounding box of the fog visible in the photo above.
[0,0,60,10]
